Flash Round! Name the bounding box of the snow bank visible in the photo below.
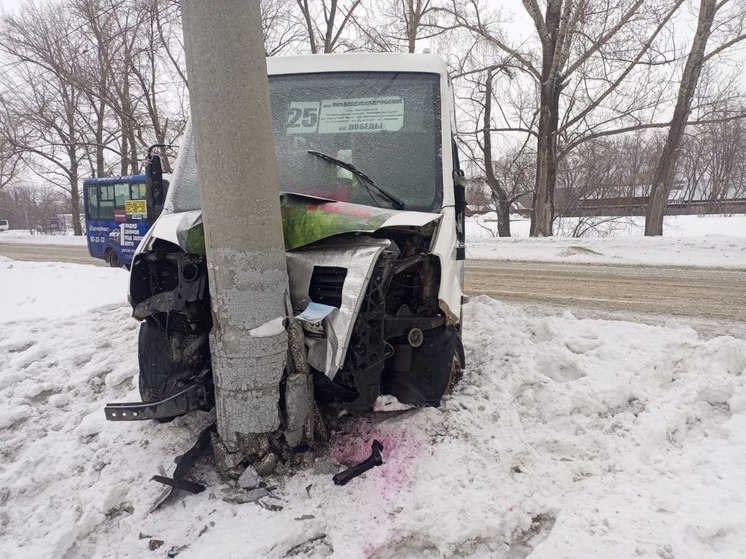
[468,213,746,239]
[0,260,129,322]
[1,266,745,558]
[467,214,746,268]
[0,230,87,246]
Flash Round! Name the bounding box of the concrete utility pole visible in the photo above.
[181,0,304,464]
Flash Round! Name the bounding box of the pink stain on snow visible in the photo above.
[329,420,424,489]
[328,416,428,557]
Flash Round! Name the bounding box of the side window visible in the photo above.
[131,182,146,200]
[114,183,131,208]
[86,186,99,219]
[99,185,115,219]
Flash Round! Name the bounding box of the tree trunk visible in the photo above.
[645,0,717,236]
[120,119,129,176]
[182,0,306,458]
[483,68,512,237]
[530,77,561,237]
[323,0,337,53]
[406,0,417,53]
[527,0,563,237]
[69,157,82,236]
[495,195,511,237]
[296,0,318,53]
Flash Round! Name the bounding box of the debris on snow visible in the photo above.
[237,465,260,489]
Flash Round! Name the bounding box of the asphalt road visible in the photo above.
[1,241,744,321]
[465,259,746,322]
[0,242,105,267]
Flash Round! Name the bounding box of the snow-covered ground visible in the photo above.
[0,258,128,321]
[467,214,746,268]
[0,230,87,246]
[1,260,745,558]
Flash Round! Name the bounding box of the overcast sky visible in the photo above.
[0,0,22,15]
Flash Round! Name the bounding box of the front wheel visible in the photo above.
[445,334,465,395]
[138,318,180,402]
[138,318,182,421]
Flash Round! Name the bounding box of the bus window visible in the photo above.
[86,185,99,219]
[115,183,131,208]
[99,185,115,219]
[131,182,146,200]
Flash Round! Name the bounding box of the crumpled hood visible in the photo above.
[142,193,441,255]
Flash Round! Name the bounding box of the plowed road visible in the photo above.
[1,242,744,321]
[465,259,745,322]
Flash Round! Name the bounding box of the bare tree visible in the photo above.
[262,0,305,55]
[679,107,746,205]
[555,132,662,235]
[645,0,746,235]
[465,66,534,236]
[0,132,20,190]
[0,182,66,233]
[295,0,364,53]
[0,3,91,235]
[354,0,448,52]
[448,0,685,236]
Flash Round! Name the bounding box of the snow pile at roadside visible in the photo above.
[467,214,746,268]
[466,234,746,268]
[0,230,87,246]
[467,213,746,239]
[0,259,129,321]
[1,264,746,558]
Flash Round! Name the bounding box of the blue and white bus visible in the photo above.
[83,174,155,268]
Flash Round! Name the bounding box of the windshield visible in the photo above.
[167,71,442,213]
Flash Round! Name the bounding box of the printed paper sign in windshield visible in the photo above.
[319,97,403,133]
[286,97,404,135]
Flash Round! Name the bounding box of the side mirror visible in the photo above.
[145,144,169,225]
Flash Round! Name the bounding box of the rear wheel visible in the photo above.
[138,318,181,422]
[108,250,121,268]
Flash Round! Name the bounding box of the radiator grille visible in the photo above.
[309,266,347,308]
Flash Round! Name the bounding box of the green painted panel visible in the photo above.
[179,194,400,255]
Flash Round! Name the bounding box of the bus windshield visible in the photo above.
[168,71,443,214]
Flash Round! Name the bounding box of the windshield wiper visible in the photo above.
[307,150,405,210]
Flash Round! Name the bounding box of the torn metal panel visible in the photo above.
[286,237,393,378]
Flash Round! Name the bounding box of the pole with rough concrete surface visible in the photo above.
[181,0,307,464]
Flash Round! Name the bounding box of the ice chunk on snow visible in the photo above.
[75,411,106,438]
[0,405,32,429]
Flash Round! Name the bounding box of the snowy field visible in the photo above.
[1,259,745,558]
[0,230,87,246]
[467,214,746,268]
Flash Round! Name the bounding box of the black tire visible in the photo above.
[445,333,465,395]
[138,318,181,421]
[108,250,120,268]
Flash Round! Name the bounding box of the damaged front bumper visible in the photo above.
[105,376,212,421]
